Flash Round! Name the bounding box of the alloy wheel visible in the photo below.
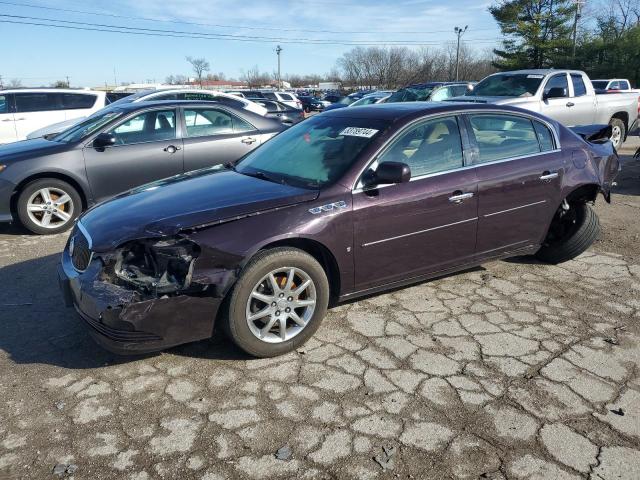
[610,125,622,149]
[245,267,317,343]
[26,187,74,229]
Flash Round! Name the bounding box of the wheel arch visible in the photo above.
[253,237,342,306]
[564,183,600,204]
[11,172,89,215]
[610,111,629,134]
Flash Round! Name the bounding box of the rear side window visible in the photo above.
[61,93,97,109]
[183,108,255,137]
[14,93,61,112]
[211,96,245,110]
[469,114,540,163]
[544,74,569,98]
[155,93,180,100]
[570,74,587,97]
[263,92,277,100]
[0,95,8,114]
[278,93,294,101]
[620,80,631,89]
[533,121,555,151]
[378,116,464,177]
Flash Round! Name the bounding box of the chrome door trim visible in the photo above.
[483,200,547,218]
[361,217,478,248]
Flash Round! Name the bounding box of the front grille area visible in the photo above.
[70,228,92,272]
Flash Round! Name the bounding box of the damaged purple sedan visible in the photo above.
[58,103,619,357]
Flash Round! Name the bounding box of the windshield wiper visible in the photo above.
[240,169,288,185]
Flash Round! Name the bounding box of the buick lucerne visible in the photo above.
[58,103,619,357]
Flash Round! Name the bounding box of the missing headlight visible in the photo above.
[114,237,201,294]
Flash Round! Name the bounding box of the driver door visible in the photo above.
[352,115,478,291]
[83,108,183,202]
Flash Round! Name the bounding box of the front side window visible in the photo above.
[14,93,61,112]
[109,110,176,145]
[377,116,463,177]
[570,74,587,97]
[544,74,569,97]
[469,114,540,163]
[236,115,390,188]
[0,95,8,114]
[61,93,97,109]
[184,108,255,137]
[54,110,122,143]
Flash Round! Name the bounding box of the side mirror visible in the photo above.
[365,162,411,186]
[93,132,116,150]
[544,87,567,100]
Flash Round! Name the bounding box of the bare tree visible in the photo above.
[186,56,210,87]
[241,66,271,88]
[8,78,22,88]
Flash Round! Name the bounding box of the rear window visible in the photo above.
[14,93,61,112]
[571,74,587,97]
[469,114,540,163]
[61,93,97,109]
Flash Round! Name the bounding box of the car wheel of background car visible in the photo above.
[16,178,82,235]
[223,247,329,357]
[608,118,625,149]
[536,202,600,264]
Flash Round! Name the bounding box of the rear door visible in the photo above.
[13,92,66,140]
[567,73,596,124]
[83,108,183,202]
[181,106,262,172]
[353,115,478,290]
[0,94,17,143]
[467,113,565,257]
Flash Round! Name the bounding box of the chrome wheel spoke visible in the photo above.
[260,316,278,338]
[56,194,71,206]
[289,311,306,327]
[284,268,295,291]
[38,188,52,203]
[53,209,71,222]
[27,203,46,212]
[279,317,287,341]
[40,211,53,226]
[293,279,311,296]
[267,273,281,294]
[293,298,315,308]
[251,291,273,304]
[248,307,271,322]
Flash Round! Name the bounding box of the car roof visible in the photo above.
[106,99,249,113]
[0,88,102,95]
[400,82,471,89]
[489,69,585,76]
[321,101,548,122]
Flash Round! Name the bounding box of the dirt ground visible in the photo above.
[0,138,639,480]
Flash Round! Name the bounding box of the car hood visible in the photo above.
[79,168,320,252]
[0,137,70,161]
[26,118,84,139]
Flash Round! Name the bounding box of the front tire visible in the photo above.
[16,178,81,234]
[224,247,329,357]
[536,203,600,264]
[608,118,625,149]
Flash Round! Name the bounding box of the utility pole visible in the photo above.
[113,67,118,88]
[454,26,468,81]
[0,75,3,89]
[66,75,70,88]
[572,0,586,61]
[276,45,282,90]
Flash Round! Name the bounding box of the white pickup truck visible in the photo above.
[451,69,639,148]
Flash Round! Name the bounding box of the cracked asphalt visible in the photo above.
[1,140,639,480]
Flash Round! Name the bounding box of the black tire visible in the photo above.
[536,203,600,264]
[223,247,329,358]
[16,178,82,234]
[608,117,626,149]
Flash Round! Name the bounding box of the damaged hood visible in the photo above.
[79,168,319,251]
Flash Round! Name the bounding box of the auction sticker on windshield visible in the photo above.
[527,74,544,79]
[340,127,379,138]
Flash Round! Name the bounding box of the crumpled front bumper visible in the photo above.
[58,247,222,355]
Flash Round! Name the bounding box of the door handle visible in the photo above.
[163,145,181,153]
[241,137,257,145]
[448,192,474,203]
[540,171,559,181]
[566,102,575,107]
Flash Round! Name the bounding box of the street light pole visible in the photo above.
[572,0,585,61]
[454,25,468,82]
[276,45,283,90]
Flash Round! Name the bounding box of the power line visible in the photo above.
[0,0,499,36]
[0,15,502,46]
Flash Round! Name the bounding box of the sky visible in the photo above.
[0,0,503,87]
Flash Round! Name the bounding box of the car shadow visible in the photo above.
[0,222,31,236]
[612,154,640,196]
[0,253,249,369]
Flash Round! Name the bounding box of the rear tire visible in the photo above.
[223,247,329,358]
[16,178,82,234]
[536,203,600,264]
[608,118,625,149]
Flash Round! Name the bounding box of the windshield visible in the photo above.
[53,109,122,143]
[235,115,390,188]
[471,74,543,97]
[387,87,434,102]
[351,95,381,107]
[107,90,151,106]
[591,80,609,89]
[336,97,354,105]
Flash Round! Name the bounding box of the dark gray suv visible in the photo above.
[0,100,284,234]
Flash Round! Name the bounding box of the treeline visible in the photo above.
[490,0,640,84]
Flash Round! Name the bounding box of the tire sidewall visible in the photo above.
[17,179,81,234]
[226,248,329,357]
